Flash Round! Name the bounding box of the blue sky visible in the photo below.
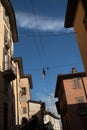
[10,0,84,115]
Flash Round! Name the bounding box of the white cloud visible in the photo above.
[16,12,72,33]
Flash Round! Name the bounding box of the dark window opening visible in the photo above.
[22,87,26,95]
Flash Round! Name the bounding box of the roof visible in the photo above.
[55,72,86,97]
[27,100,45,109]
[43,110,59,120]
[21,74,33,89]
[14,57,33,89]
[27,100,45,105]
[1,0,18,42]
[64,0,87,28]
[64,0,78,28]
[14,57,23,77]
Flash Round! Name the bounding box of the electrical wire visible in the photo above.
[23,0,45,66]
[0,30,78,38]
[29,0,48,68]
[24,62,82,71]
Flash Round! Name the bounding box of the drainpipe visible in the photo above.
[81,77,87,99]
[16,63,19,125]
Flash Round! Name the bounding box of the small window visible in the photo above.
[22,96,26,103]
[23,107,27,114]
[72,78,81,89]
[22,87,26,95]
[76,97,84,104]
[76,97,87,115]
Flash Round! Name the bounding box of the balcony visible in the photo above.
[3,61,16,81]
[4,39,10,49]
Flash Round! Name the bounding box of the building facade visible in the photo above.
[13,57,33,126]
[19,75,32,123]
[13,57,23,127]
[65,0,87,73]
[0,1,33,129]
[27,100,45,119]
[44,111,61,130]
[0,0,18,130]
[55,68,87,130]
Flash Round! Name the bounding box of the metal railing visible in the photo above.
[3,61,16,76]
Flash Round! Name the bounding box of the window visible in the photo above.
[76,97,87,115]
[72,78,81,89]
[76,97,84,104]
[23,107,27,114]
[22,96,26,103]
[21,87,26,95]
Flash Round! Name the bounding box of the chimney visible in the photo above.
[72,67,77,73]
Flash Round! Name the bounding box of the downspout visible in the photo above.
[16,63,19,125]
[81,77,87,99]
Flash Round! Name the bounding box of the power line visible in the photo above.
[23,0,45,66]
[0,30,78,38]
[16,31,78,38]
[24,62,82,72]
[29,0,48,68]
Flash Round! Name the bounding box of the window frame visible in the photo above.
[21,87,26,95]
[72,78,82,89]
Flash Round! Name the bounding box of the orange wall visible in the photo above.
[73,1,87,73]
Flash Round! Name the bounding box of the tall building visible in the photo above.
[20,74,33,123]
[13,57,23,126]
[65,0,87,73]
[14,57,33,127]
[0,1,33,129]
[55,68,87,130]
[0,0,18,130]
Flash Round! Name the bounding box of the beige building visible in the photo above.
[0,0,18,130]
[20,75,32,123]
[55,68,87,130]
[0,0,33,129]
[27,100,45,119]
[27,100,62,130]
[65,0,87,73]
[44,111,62,130]
[13,57,33,126]
[13,57,23,126]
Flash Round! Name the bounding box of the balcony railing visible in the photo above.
[4,39,10,49]
[4,16,10,29]
[3,61,16,81]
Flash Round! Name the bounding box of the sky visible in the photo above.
[10,0,84,116]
